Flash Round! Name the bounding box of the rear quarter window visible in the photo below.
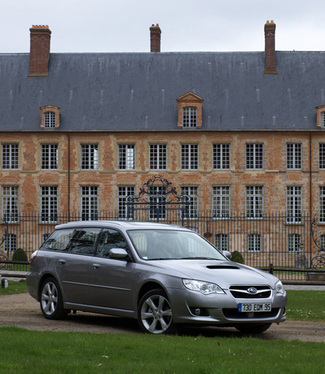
[42,229,76,251]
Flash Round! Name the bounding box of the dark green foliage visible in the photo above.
[12,248,28,262]
[230,250,245,264]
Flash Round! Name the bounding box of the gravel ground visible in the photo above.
[0,292,324,341]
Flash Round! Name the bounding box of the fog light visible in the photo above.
[194,308,201,315]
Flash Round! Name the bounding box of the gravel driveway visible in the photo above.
[0,292,324,341]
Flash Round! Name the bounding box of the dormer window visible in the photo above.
[177,92,204,128]
[44,112,56,128]
[183,106,197,128]
[316,105,325,128]
[40,105,60,128]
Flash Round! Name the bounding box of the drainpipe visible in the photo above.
[68,134,71,220]
[309,132,313,263]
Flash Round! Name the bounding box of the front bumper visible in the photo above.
[168,287,287,326]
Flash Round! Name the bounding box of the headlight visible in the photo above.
[183,279,225,295]
[275,280,285,294]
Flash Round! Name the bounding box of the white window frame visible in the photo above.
[149,144,167,170]
[288,234,301,252]
[181,144,198,170]
[81,186,98,220]
[2,186,19,223]
[247,233,261,252]
[246,186,263,219]
[2,144,19,170]
[44,112,56,128]
[41,186,58,223]
[215,233,229,251]
[320,186,325,223]
[246,143,263,169]
[286,186,302,223]
[183,106,197,128]
[119,144,135,170]
[4,233,16,252]
[213,144,230,170]
[81,144,98,170]
[213,186,230,219]
[41,144,58,170]
[181,186,198,218]
[118,186,135,219]
[287,143,302,170]
[319,144,325,169]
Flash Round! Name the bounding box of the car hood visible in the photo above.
[150,259,278,289]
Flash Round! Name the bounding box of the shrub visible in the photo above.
[12,248,28,262]
[230,250,244,264]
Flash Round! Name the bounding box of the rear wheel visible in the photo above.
[138,289,174,334]
[235,323,272,334]
[40,277,68,320]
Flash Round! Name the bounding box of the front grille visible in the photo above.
[230,286,271,299]
[223,308,279,319]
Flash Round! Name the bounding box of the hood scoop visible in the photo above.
[206,265,239,270]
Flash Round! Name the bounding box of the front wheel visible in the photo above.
[138,289,174,334]
[40,277,68,320]
[235,323,272,334]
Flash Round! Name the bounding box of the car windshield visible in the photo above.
[127,229,226,261]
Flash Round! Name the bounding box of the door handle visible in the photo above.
[93,263,101,270]
[59,259,66,265]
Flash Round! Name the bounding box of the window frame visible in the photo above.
[41,144,58,170]
[181,186,199,219]
[213,144,230,170]
[81,144,99,170]
[286,186,302,223]
[212,186,230,219]
[182,106,197,128]
[2,186,19,223]
[247,233,261,252]
[246,143,264,170]
[181,144,198,170]
[118,186,135,219]
[118,144,135,170]
[149,144,167,170]
[40,186,58,223]
[287,143,302,170]
[2,143,19,170]
[81,186,99,221]
[245,186,264,219]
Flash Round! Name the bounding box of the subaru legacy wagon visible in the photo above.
[27,221,287,334]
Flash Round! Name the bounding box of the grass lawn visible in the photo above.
[0,281,324,373]
[0,326,324,374]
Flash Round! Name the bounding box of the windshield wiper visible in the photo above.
[179,257,221,260]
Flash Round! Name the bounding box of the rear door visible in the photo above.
[55,227,101,305]
[89,228,136,311]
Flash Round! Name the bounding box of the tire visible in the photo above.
[40,277,68,320]
[138,289,174,334]
[235,323,272,334]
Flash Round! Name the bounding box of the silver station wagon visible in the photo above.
[27,221,287,334]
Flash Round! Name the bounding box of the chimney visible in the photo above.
[29,25,51,77]
[264,20,277,74]
[150,24,161,52]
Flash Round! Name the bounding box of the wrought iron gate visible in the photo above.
[125,176,190,225]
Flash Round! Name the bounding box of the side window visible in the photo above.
[96,229,128,258]
[42,229,75,251]
[68,228,101,255]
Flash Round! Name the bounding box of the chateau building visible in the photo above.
[1,21,325,255]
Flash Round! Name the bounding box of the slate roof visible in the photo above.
[0,51,325,132]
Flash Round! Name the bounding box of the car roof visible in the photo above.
[54,220,190,232]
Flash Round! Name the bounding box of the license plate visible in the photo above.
[238,303,271,312]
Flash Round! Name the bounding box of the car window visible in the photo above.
[42,229,76,251]
[96,229,128,258]
[68,228,101,255]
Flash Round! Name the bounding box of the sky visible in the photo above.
[1,0,325,53]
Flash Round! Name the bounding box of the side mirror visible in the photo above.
[223,250,231,259]
[109,248,129,260]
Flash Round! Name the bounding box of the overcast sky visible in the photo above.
[2,0,325,53]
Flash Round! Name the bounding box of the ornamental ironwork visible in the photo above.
[126,175,190,223]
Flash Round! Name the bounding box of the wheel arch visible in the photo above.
[137,281,168,305]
